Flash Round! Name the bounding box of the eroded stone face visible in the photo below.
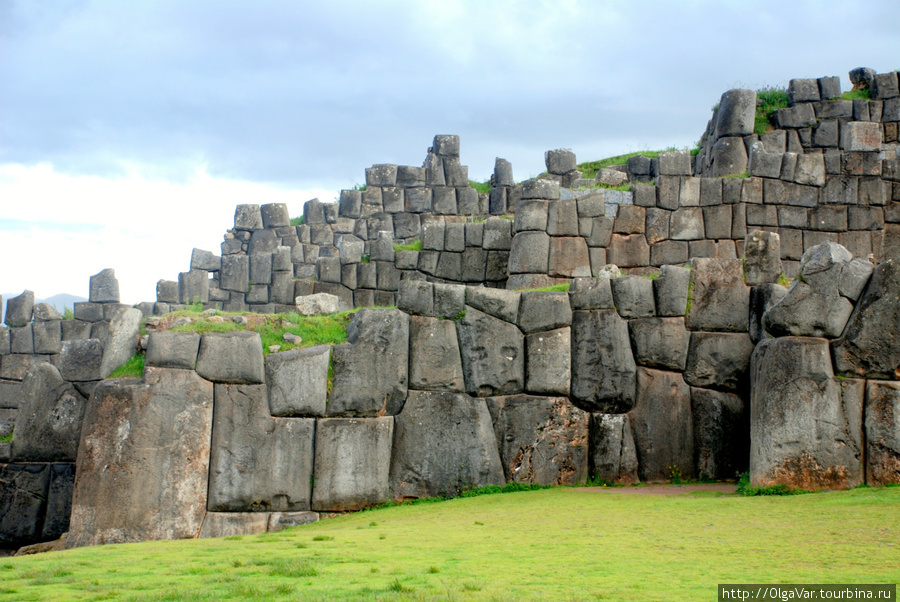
[570,310,636,413]
[456,307,523,397]
[66,368,214,548]
[865,380,900,486]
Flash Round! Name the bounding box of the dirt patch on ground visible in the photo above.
[571,483,738,495]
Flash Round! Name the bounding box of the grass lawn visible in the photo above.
[2,486,898,600]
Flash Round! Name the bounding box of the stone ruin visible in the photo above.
[1,67,899,552]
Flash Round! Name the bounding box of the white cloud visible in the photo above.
[0,162,334,304]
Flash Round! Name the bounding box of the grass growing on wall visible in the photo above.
[842,88,871,101]
[577,148,675,179]
[0,429,12,444]
[164,310,355,355]
[107,353,145,379]
[469,179,491,194]
[393,238,422,252]
[290,216,304,226]
[754,86,790,135]
[2,486,898,600]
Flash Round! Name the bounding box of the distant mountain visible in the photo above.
[1,293,88,321]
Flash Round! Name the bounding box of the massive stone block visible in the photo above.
[5,291,34,328]
[146,332,201,370]
[526,327,570,395]
[628,368,694,482]
[67,368,214,548]
[89,268,120,303]
[265,345,330,417]
[42,463,75,540]
[456,307,524,397]
[509,231,550,274]
[58,339,104,382]
[517,291,571,334]
[683,332,754,393]
[329,309,409,416]
[548,237,591,278]
[488,395,588,485]
[832,259,900,379]
[199,513,268,539]
[589,413,639,484]
[865,381,900,485]
[691,387,747,480]
[0,463,49,545]
[390,391,503,499]
[570,310,636,413]
[409,316,464,392]
[465,287,520,323]
[99,308,142,379]
[195,332,265,384]
[11,363,86,462]
[750,337,863,490]
[629,317,690,371]
[715,89,756,137]
[208,384,314,512]
[685,258,750,332]
[311,417,393,511]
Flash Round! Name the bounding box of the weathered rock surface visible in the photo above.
[329,309,409,416]
[311,417,393,511]
[685,258,749,332]
[11,363,86,462]
[589,413,639,484]
[390,391,503,499]
[199,513,268,539]
[295,293,341,316]
[42,464,75,540]
[683,332,754,392]
[743,230,784,286]
[67,368,214,548]
[0,463,49,545]
[487,395,588,485]
[89,269,120,303]
[57,339,104,382]
[629,368,694,482]
[750,337,863,490]
[99,308,142,379]
[5,291,34,328]
[208,384,314,512]
[456,307,524,397]
[265,345,330,416]
[195,332,265,384]
[517,291,572,334]
[629,317,690,371]
[832,260,900,379]
[409,316,464,392]
[570,310,636,413]
[525,327,571,395]
[865,380,900,486]
[146,332,201,370]
[691,387,746,480]
[749,284,788,344]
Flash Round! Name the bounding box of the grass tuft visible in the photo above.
[393,238,422,252]
[108,353,145,379]
[469,179,491,194]
[290,216,304,226]
[755,86,790,135]
[578,148,678,179]
[842,88,871,101]
[736,472,811,496]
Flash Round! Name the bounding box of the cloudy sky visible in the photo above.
[2,0,899,305]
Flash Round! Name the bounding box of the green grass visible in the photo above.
[514,283,571,293]
[167,310,355,355]
[736,472,809,497]
[842,88,872,101]
[577,148,676,179]
[3,486,898,600]
[62,308,74,320]
[755,86,790,135]
[290,216,304,227]
[107,353,145,379]
[393,238,422,252]
[0,430,11,444]
[469,179,491,194]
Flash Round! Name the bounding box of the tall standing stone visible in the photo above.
[628,368,694,481]
[570,310,636,413]
[89,269,120,303]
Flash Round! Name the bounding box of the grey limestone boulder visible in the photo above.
[456,307,524,397]
[508,231,550,274]
[390,390,503,499]
[517,291,571,334]
[488,395,588,485]
[191,248,221,272]
[521,179,560,201]
[715,89,756,137]
[685,258,749,332]
[295,293,340,316]
[465,286,519,323]
[0,463,50,545]
[268,511,318,532]
[67,368,214,548]
[610,275,655,318]
[865,381,900,486]
[409,316,464,392]
[434,283,466,319]
[146,332,201,370]
[42,463,75,541]
[749,283,788,344]
[207,383,314,512]
[710,137,748,177]
[33,321,61,355]
[311,417,394,511]
[58,339,104,382]
[526,327,571,395]
[11,363,86,462]
[691,387,747,480]
[5,291,34,328]
[653,265,690,317]
[260,203,290,228]
[10,325,33,354]
[89,269,119,303]
[657,150,692,176]
[196,332,265,384]
[548,237,591,278]
[33,303,60,322]
[750,337,863,490]
[397,280,434,316]
[329,309,408,416]
[683,332,754,392]
[570,310,636,413]
[832,259,900,379]
[266,345,330,416]
[515,201,549,231]
[629,317,690,371]
[99,308,143,379]
[482,217,513,249]
[628,368,694,481]
[743,230,784,286]
[569,277,614,310]
[589,413,638,484]
[199,513,268,539]
[234,204,263,230]
[156,280,179,303]
[545,148,576,175]
[178,269,210,304]
[220,255,249,292]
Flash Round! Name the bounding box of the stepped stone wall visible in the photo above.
[2,67,900,552]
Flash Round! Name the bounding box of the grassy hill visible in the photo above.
[2,485,898,600]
